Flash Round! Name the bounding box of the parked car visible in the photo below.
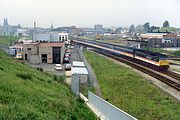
[63,57,70,63]
[65,53,70,58]
[65,64,71,71]
[54,64,63,71]
[66,49,71,53]
[70,46,74,49]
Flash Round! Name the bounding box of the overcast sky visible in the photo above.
[1,0,180,28]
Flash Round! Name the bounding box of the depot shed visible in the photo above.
[71,67,89,97]
[72,61,85,67]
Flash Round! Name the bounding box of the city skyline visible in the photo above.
[1,0,180,28]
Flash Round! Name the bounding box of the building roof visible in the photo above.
[72,67,89,75]
[72,61,85,67]
[39,42,64,47]
[9,43,23,48]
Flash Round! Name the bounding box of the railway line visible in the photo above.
[94,49,180,91]
[73,40,180,91]
[162,70,180,81]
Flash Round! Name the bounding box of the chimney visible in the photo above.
[33,22,36,42]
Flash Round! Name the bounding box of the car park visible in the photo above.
[66,49,71,53]
[63,57,70,63]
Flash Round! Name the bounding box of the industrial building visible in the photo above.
[23,42,65,64]
[139,32,180,48]
[34,32,68,42]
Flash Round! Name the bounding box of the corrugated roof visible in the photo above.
[72,61,85,67]
[72,67,89,75]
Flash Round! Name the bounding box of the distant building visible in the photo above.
[11,24,21,35]
[23,42,65,64]
[94,24,103,31]
[3,18,9,35]
[50,23,53,30]
[17,37,33,44]
[16,28,29,36]
[34,32,68,42]
[139,32,180,48]
[0,27,4,36]
[139,32,176,39]
[52,26,78,35]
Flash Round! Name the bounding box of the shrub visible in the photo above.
[53,75,65,83]
[0,67,4,71]
[16,73,32,80]
[37,67,43,72]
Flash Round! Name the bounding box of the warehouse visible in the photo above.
[34,32,68,42]
[23,42,65,64]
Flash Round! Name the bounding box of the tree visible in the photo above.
[143,22,150,32]
[150,26,160,32]
[115,27,122,33]
[163,20,170,27]
[129,24,135,33]
[136,25,144,33]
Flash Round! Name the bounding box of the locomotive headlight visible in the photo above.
[159,60,169,66]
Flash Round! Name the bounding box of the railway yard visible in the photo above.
[73,39,180,120]
[74,40,180,91]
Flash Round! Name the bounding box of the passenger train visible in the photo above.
[74,40,169,71]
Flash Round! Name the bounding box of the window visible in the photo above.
[27,48,31,50]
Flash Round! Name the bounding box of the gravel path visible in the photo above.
[71,46,102,97]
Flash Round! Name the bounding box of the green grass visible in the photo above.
[84,50,180,120]
[0,36,21,46]
[0,50,97,120]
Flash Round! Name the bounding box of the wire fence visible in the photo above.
[76,46,94,87]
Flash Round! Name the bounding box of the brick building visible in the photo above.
[139,32,180,48]
[23,42,65,64]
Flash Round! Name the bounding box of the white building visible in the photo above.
[34,32,68,42]
[18,37,33,44]
[16,29,29,37]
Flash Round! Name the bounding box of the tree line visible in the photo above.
[128,20,175,33]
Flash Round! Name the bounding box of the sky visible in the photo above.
[0,0,180,28]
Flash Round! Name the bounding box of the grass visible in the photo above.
[0,36,21,46]
[84,50,180,120]
[0,50,97,120]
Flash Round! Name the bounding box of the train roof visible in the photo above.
[95,40,135,50]
[134,49,168,58]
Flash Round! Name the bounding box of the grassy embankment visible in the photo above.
[0,50,97,120]
[84,50,180,120]
[0,36,21,46]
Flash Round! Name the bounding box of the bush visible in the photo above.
[16,73,32,80]
[0,67,4,71]
[53,75,65,83]
[173,50,180,57]
[37,67,43,72]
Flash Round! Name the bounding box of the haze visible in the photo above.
[1,0,180,28]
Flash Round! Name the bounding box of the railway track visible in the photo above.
[93,49,180,91]
[162,70,180,81]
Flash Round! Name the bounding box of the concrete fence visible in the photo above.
[88,92,137,120]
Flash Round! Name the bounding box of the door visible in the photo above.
[41,54,47,63]
[53,47,61,64]
[25,54,27,60]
